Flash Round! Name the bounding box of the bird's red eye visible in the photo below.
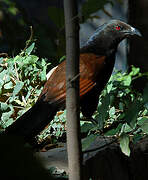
[114,25,121,31]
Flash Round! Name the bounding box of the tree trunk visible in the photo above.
[64,0,83,179]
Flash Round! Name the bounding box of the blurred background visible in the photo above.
[0,0,147,78]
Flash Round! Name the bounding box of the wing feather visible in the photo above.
[39,54,106,106]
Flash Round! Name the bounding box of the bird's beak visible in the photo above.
[130,27,142,37]
[123,27,142,37]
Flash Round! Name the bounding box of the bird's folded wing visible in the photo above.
[39,54,106,105]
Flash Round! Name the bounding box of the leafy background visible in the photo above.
[0,43,148,156]
[0,0,148,157]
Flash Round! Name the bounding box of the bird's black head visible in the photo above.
[81,20,142,56]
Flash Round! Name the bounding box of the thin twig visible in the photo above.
[70,73,80,83]
[13,105,24,109]
[0,53,9,58]
[22,26,33,53]
[14,62,19,81]
[22,95,27,106]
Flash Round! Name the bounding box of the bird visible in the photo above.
[5,20,142,143]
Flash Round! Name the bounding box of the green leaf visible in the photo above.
[13,81,24,97]
[138,117,148,134]
[0,57,3,64]
[109,106,115,117]
[125,100,143,128]
[0,102,9,111]
[81,123,95,133]
[123,75,132,86]
[1,118,14,128]
[130,66,140,76]
[119,134,130,156]
[137,117,148,126]
[40,68,47,81]
[59,56,66,63]
[16,57,25,68]
[25,43,35,55]
[122,123,132,133]
[1,107,14,122]
[119,102,124,110]
[107,82,113,93]
[4,81,13,89]
[0,78,4,87]
[1,73,11,83]
[105,123,122,136]
[25,91,31,101]
[141,122,148,134]
[14,55,22,62]
[82,134,97,151]
[41,58,47,67]
[0,70,8,80]
[96,93,110,129]
[24,55,39,65]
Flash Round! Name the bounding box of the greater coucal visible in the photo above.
[5,20,141,142]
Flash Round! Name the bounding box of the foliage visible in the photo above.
[0,42,66,143]
[0,0,18,15]
[0,43,50,129]
[82,66,148,156]
[39,65,148,155]
[37,110,67,143]
[0,41,148,155]
[119,133,130,156]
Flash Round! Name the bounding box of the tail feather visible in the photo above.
[5,99,57,142]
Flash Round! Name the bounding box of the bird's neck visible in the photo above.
[80,35,120,57]
[80,44,117,57]
[80,45,117,58]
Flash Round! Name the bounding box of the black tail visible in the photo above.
[5,99,57,142]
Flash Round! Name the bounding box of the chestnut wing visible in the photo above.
[39,54,106,106]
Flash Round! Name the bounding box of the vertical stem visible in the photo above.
[64,0,83,180]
